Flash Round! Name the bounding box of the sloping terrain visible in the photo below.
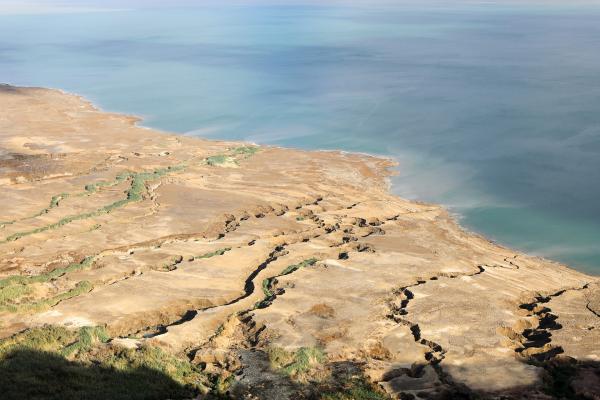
[0,84,598,399]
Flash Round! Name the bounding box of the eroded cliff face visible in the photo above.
[0,85,598,399]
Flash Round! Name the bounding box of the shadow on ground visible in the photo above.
[1,347,599,400]
[229,349,600,400]
[541,358,600,400]
[0,348,196,400]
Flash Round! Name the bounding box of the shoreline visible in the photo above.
[5,81,594,276]
[0,82,592,276]
[5,82,592,276]
[1,84,598,398]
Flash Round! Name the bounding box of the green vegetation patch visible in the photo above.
[320,378,388,400]
[0,325,77,356]
[30,192,70,219]
[0,325,108,360]
[255,258,318,309]
[205,146,258,166]
[232,145,259,156]
[268,346,326,378]
[0,284,32,305]
[0,192,69,229]
[0,165,190,312]
[60,326,111,357]
[0,256,95,289]
[267,346,386,398]
[205,155,233,166]
[95,344,203,385]
[194,247,231,260]
[155,255,184,272]
[262,276,276,298]
[84,171,131,193]
[0,280,93,314]
[283,347,326,376]
[279,258,317,276]
[0,255,96,314]
[211,373,235,396]
[49,193,68,208]
[0,326,207,400]
[1,164,186,244]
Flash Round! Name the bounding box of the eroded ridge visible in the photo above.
[0,86,598,400]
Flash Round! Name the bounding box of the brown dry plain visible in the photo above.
[0,84,598,399]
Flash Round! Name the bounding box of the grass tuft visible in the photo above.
[232,146,259,156]
[205,155,232,166]
[0,284,32,304]
[283,347,326,376]
[268,346,326,378]
[194,248,231,260]
[255,258,318,309]
[279,258,317,276]
[320,378,388,400]
[0,281,93,314]
[60,326,111,357]
[0,256,95,289]
[0,325,209,399]
[0,280,93,314]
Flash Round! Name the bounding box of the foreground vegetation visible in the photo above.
[0,326,208,400]
[268,346,326,379]
[320,378,388,400]
[0,325,387,400]
[266,345,387,399]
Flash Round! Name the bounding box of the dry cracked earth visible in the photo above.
[0,84,599,399]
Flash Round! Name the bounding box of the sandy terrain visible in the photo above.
[0,84,598,399]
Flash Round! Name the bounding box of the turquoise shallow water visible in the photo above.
[1,1,599,274]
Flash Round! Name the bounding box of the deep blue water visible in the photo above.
[1,1,599,274]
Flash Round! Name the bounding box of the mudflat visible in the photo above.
[0,85,598,399]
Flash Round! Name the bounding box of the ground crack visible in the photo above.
[500,283,590,363]
[384,264,506,383]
